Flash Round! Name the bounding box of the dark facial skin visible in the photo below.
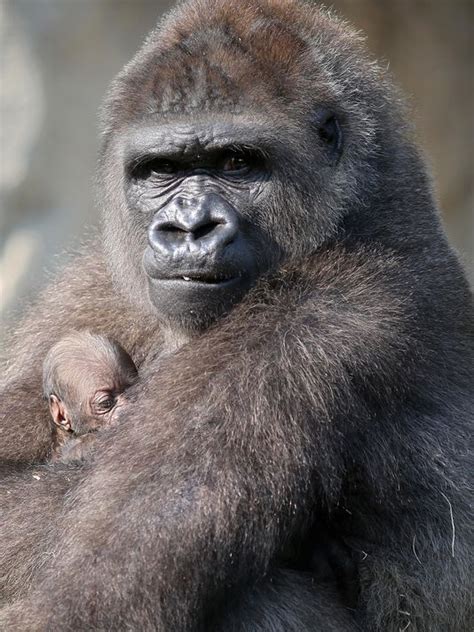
[120,114,341,334]
[125,123,274,327]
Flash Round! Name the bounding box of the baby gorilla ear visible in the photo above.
[48,394,72,432]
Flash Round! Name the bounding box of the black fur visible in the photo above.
[0,1,472,630]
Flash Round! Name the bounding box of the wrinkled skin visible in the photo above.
[0,1,472,631]
[43,332,138,463]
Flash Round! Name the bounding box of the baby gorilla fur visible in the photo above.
[42,331,137,462]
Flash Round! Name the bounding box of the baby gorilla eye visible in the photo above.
[92,392,116,414]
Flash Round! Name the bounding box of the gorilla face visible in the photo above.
[99,5,371,333]
[124,120,274,324]
[107,110,345,331]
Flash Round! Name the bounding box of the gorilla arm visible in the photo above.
[0,463,83,602]
[4,244,467,632]
[0,246,160,463]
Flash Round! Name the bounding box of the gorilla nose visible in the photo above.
[148,193,238,258]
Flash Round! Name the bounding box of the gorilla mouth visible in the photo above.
[177,272,238,285]
[142,247,243,287]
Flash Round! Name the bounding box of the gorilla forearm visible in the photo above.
[0,463,81,602]
[0,246,160,463]
[216,569,359,632]
[2,244,446,631]
[0,381,53,462]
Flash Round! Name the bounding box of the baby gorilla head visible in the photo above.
[43,331,138,461]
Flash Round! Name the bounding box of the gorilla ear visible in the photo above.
[49,394,72,431]
[311,107,343,163]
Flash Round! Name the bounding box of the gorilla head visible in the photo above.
[99,0,393,333]
[0,2,472,631]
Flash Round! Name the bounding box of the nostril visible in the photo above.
[158,220,224,241]
[148,195,239,254]
[193,221,221,240]
[148,220,190,253]
[160,223,188,235]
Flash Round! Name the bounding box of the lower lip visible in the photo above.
[159,276,240,288]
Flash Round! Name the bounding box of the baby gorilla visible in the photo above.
[43,331,138,463]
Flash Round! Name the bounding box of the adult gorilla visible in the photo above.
[0,0,472,630]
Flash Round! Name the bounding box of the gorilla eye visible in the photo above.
[148,159,177,176]
[132,158,178,180]
[92,392,116,414]
[221,154,251,174]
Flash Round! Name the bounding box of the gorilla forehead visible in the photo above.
[123,117,291,162]
[148,21,307,113]
[109,0,358,123]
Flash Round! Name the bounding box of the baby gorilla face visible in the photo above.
[83,387,129,430]
[48,364,135,436]
[43,332,138,458]
[49,384,133,464]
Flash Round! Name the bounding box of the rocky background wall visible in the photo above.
[1,0,473,327]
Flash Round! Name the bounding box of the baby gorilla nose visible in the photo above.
[148,193,239,258]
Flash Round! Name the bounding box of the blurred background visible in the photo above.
[1,0,473,326]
